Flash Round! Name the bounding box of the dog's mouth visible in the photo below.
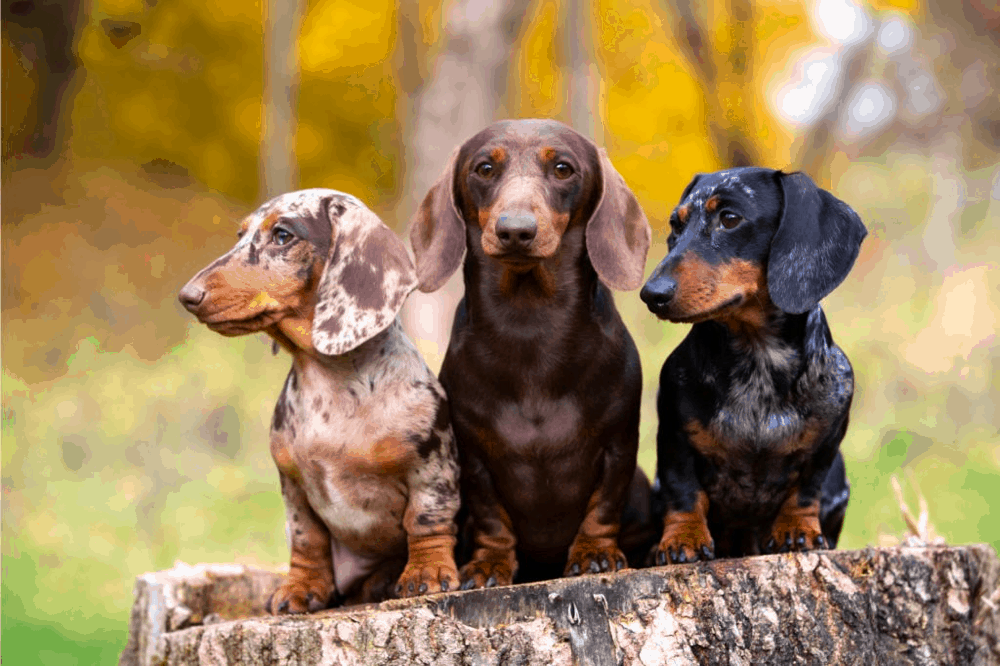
[198,306,282,336]
[488,253,543,271]
[657,294,745,324]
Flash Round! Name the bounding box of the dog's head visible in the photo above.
[640,168,867,324]
[409,119,651,292]
[178,189,417,355]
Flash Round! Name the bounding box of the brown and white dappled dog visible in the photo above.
[179,189,460,611]
[409,119,654,588]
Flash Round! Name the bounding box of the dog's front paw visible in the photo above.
[653,513,715,565]
[764,493,825,554]
[565,540,627,576]
[266,576,335,615]
[395,562,459,597]
[458,553,515,590]
[765,514,825,553]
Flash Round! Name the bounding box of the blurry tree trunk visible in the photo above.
[563,0,603,142]
[790,46,871,186]
[1,0,83,163]
[395,0,534,369]
[658,0,760,167]
[260,0,302,198]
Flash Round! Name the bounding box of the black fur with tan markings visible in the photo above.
[641,168,866,561]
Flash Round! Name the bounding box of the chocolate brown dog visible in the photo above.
[640,168,866,562]
[409,119,653,587]
[179,189,460,611]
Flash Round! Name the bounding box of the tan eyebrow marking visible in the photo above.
[490,147,506,163]
[260,212,280,232]
[705,196,721,213]
[677,204,690,223]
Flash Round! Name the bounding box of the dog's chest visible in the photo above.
[270,366,410,540]
[488,392,585,454]
[707,338,806,447]
[688,342,844,521]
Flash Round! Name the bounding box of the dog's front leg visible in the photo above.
[266,470,336,614]
[458,450,518,589]
[565,430,637,576]
[764,416,848,553]
[652,431,716,565]
[395,439,461,597]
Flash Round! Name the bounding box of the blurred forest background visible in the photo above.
[2,0,998,661]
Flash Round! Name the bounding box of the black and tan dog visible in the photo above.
[640,168,866,562]
[410,119,654,588]
[179,189,460,611]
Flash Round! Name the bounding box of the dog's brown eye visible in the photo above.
[273,228,294,245]
[554,162,574,179]
[475,162,494,178]
[720,211,742,229]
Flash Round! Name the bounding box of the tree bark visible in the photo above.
[119,545,1000,666]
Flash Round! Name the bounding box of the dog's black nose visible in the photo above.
[178,283,206,311]
[496,213,537,251]
[640,277,677,314]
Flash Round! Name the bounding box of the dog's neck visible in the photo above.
[269,316,398,379]
[703,307,817,395]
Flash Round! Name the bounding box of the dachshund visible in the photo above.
[179,189,461,611]
[640,168,866,562]
[409,119,654,588]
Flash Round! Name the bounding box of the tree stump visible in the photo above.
[119,545,1000,666]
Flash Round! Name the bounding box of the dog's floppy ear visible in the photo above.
[312,201,418,355]
[767,172,868,314]
[408,147,466,293]
[585,148,652,291]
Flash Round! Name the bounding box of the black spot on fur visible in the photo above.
[415,397,450,459]
[433,396,450,432]
[271,372,294,431]
[312,396,322,410]
[416,513,443,526]
[433,479,458,497]
[247,242,259,265]
[339,256,383,311]
[322,412,330,423]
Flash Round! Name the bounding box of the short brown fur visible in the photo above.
[407,120,653,587]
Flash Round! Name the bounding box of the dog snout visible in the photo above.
[640,276,677,315]
[178,282,206,312]
[495,212,537,251]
